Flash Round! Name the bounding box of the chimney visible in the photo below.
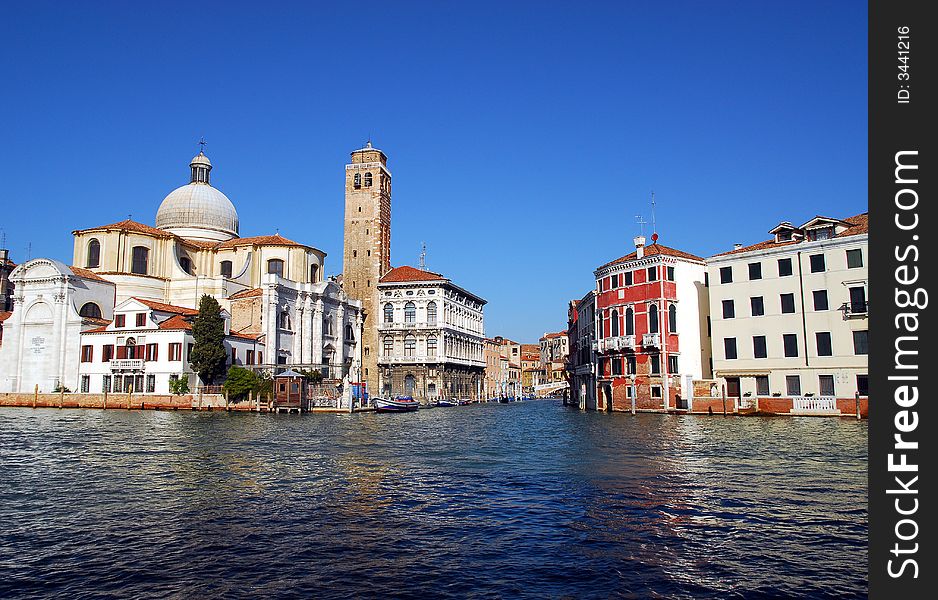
[733,243,743,251]
[0,249,8,262]
[634,236,646,259]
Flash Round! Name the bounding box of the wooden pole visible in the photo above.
[103,386,108,410]
[855,391,861,420]
[59,387,64,409]
[127,381,133,409]
[722,384,727,416]
[33,384,38,408]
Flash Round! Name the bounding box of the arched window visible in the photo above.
[179,256,192,274]
[648,303,659,334]
[79,302,102,319]
[384,337,394,356]
[427,301,437,324]
[668,304,677,332]
[404,302,416,323]
[625,306,634,336]
[364,172,373,187]
[404,335,416,356]
[345,323,354,341]
[279,311,291,330]
[611,309,619,337]
[267,259,284,277]
[309,264,319,283]
[220,260,233,278]
[384,303,394,323]
[86,239,100,268]
[323,316,333,336]
[427,337,437,356]
[353,173,361,188]
[598,312,604,339]
[131,246,149,275]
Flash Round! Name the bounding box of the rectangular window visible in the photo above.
[668,355,678,373]
[780,293,796,314]
[103,375,110,393]
[846,248,863,268]
[748,262,762,280]
[750,296,764,316]
[136,313,146,327]
[169,343,182,361]
[187,343,194,361]
[819,375,835,396]
[612,358,623,376]
[786,375,801,396]
[146,374,156,393]
[753,336,767,359]
[651,386,662,398]
[720,266,733,284]
[722,299,735,319]
[853,330,869,355]
[102,345,114,362]
[813,290,829,311]
[647,266,658,282]
[624,271,633,286]
[115,314,125,328]
[231,348,238,365]
[809,253,825,273]
[849,286,867,314]
[857,374,869,396]
[756,375,769,396]
[650,355,661,374]
[778,258,793,277]
[80,345,93,363]
[724,338,738,360]
[816,332,833,356]
[783,334,799,357]
[246,350,255,365]
[626,355,636,375]
[145,343,158,361]
[611,274,619,289]
[666,266,675,281]
[80,375,90,393]
[626,386,635,399]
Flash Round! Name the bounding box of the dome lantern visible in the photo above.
[190,152,212,184]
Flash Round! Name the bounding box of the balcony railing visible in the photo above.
[642,333,661,347]
[378,321,441,331]
[840,301,869,319]
[599,335,636,352]
[110,359,144,371]
[792,396,838,413]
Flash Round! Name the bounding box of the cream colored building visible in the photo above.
[706,213,868,402]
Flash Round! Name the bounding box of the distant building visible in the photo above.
[483,337,503,397]
[567,291,596,410]
[376,265,486,401]
[706,213,869,402]
[593,236,711,411]
[538,331,569,393]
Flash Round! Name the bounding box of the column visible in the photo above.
[312,298,324,366]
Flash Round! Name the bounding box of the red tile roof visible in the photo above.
[81,316,111,325]
[542,331,566,339]
[229,288,263,299]
[379,265,446,283]
[157,314,193,331]
[73,219,175,238]
[133,298,199,316]
[712,212,868,257]
[82,324,110,333]
[68,266,112,282]
[599,244,705,269]
[229,331,263,341]
[215,234,306,249]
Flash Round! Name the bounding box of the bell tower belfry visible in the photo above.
[343,141,391,395]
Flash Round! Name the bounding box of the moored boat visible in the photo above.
[436,399,458,407]
[374,396,420,413]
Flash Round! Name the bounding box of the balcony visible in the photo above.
[642,333,661,347]
[600,335,636,352]
[110,359,144,371]
[840,301,868,319]
[378,321,440,331]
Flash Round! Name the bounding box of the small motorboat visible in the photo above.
[458,398,472,406]
[374,396,420,413]
[436,399,458,407]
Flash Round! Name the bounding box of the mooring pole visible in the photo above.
[722,385,727,416]
[855,391,861,420]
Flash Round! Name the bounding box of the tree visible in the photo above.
[296,368,323,384]
[169,376,190,395]
[223,366,258,400]
[189,294,228,385]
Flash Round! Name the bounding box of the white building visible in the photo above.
[0,148,362,393]
[376,266,486,401]
[77,297,262,394]
[0,259,115,392]
[706,213,869,401]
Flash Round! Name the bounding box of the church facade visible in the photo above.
[0,149,362,393]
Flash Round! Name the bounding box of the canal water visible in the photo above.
[0,401,866,599]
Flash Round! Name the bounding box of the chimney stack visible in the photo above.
[634,236,646,259]
[733,243,743,251]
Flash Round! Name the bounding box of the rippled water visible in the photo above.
[0,402,866,599]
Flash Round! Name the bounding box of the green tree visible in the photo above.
[297,368,323,384]
[169,375,190,395]
[189,294,228,385]
[223,366,258,400]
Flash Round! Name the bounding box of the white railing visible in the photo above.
[599,335,636,352]
[110,359,144,371]
[642,333,661,347]
[378,355,441,364]
[792,396,838,412]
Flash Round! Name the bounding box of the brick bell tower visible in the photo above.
[343,141,392,396]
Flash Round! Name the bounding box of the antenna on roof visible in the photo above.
[1,229,6,249]
[650,191,659,245]
[418,242,427,269]
[635,215,647,238]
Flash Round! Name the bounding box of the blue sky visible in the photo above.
[0,1,867,342]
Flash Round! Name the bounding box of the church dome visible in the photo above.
[155,151,239,242]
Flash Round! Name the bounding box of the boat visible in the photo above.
[458,398,472,405]
[436,399,458,407]
[498,396,510,404]
[374,396,420,413]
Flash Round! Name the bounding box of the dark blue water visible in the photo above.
[0,402,867,599]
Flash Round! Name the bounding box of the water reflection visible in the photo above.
[0,403,866,599]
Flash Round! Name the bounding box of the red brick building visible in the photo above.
[593,235,711,412]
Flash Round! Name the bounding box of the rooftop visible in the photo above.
[598,243,705,270]
[379,265,446,283]
[712,212,868,257]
